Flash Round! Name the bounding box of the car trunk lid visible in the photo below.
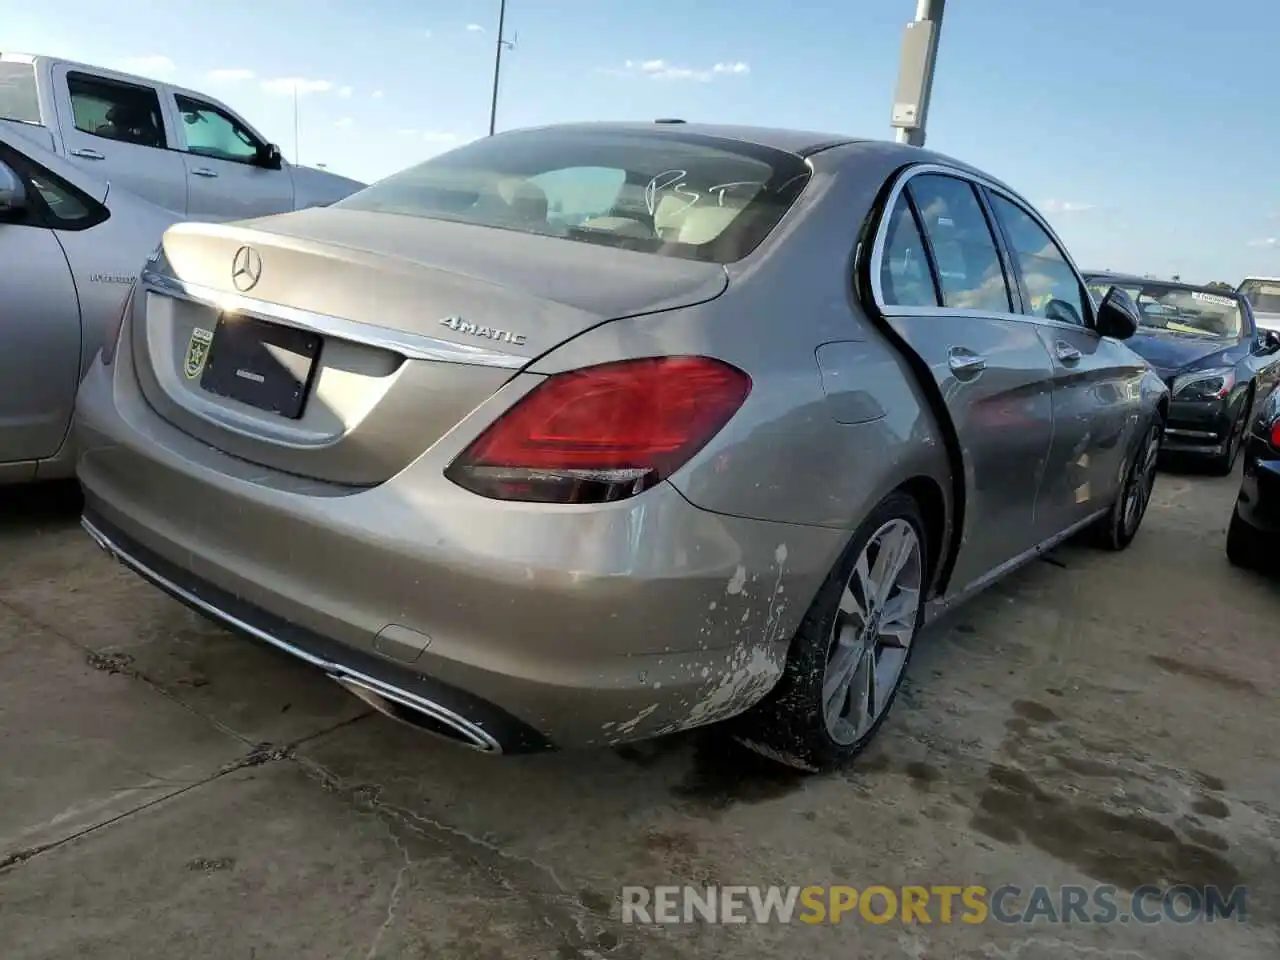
[129,211,728,486]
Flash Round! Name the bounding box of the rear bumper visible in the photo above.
[1162,398,1233,457]
[73,354,847,750]
[1234,440,1280,535]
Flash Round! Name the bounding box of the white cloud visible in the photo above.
[465,23,485,32]
[612,58,751,82]
[1247,237,1278,248]
[334,117,354,129]
[338,85,353,98]
[260,76,335,96]
[114,55,177,78]
[1040,199,1096,215]
[372,89,384,100]
[207,68,254,83]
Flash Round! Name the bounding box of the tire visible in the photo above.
[1092,418,1162,551]
[1226,511,1267,571]
[1208,390,1252,477]
[734,492,929,773]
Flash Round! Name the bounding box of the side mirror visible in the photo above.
[0,161,28,218]
[1265,329,1280,353]
[1095,285,1140,340]
[256,143,283,170]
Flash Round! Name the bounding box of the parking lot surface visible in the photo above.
[1,468,1277,960]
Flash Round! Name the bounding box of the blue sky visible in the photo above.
[5,0,1279,283]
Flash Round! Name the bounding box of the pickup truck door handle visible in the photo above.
[191,167,219,178]
[70,148,105,160]
[947,348,987,378]
[1055,341,1083,364]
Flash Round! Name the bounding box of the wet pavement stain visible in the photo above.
[1192,796,1231,820]
[668,736,807,813]
[1011,700,1061,723]
[1147,654,1260,696]
[905,760,943,791]
[971,763,1242,892]
[1195,771,1227,792]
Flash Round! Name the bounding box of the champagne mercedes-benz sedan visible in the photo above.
[73,122,1169,771]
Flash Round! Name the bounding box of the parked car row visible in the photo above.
[2,110,1272,770]
[1083,273,1280,474]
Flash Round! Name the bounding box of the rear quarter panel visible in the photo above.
[528,146,952,536]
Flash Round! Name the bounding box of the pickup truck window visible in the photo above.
[174,95,261,163]
[66,72,167,149]
[0,61,41,124]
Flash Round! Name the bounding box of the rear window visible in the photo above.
[1238,279,1280,314]
[334,127,812,263]
[0,61,41,124]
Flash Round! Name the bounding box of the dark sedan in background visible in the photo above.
[1085,273,1280,474]
[1227,388,1280,571]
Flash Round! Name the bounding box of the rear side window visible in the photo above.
[0,143,108,230]
[908,174,1012,314]
[0,61,41,124]
[67,72,167,149]
[880,196,939,307]
[335,127,812,263]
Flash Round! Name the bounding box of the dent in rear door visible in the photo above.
[873,174,1055,592]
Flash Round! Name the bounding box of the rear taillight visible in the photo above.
[101,283,134,366]
[446,356,752,503]
[1270,419,1280,452]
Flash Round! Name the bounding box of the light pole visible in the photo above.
[487,0,509,136]
[890,0,946,147]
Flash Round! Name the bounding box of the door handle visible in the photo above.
[947,349,986,377]
[70,148,105,160]
[191,167,219,178]
[1055,341,1083,364]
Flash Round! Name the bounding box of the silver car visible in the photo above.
[74,122,1168,771]
[1,124,178,482]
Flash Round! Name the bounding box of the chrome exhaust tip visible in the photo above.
[331,675,501,753]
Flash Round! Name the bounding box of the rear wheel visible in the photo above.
[735,492,927,772]
[1226,511,1267,570]
[1092,419,1161,551]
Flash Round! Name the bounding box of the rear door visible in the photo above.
[0,143,90,467]
[50,65,187,214]
[983,189,1144,539]
[170,92,294,221]
[874,171,1056,592]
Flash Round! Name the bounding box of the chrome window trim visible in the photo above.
[140,269,527,370]
[868,162,1096,333]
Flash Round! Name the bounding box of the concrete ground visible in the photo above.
[1,466,1277,960]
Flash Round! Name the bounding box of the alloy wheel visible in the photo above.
[821,518,923,746]
[1122,426,1160,536]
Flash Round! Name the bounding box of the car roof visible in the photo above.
[1082,271,1244,297]
[510,120,865,157]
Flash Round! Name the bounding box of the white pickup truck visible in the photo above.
[0,52,365,222]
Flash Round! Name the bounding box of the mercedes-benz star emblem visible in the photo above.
[231,245,263,292]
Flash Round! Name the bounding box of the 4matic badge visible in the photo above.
[439,316,526,346]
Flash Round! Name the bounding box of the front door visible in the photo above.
[172,94,294,221]
[52,65,188,214]
[876,174,1056,592]
[984,190,1144,537]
